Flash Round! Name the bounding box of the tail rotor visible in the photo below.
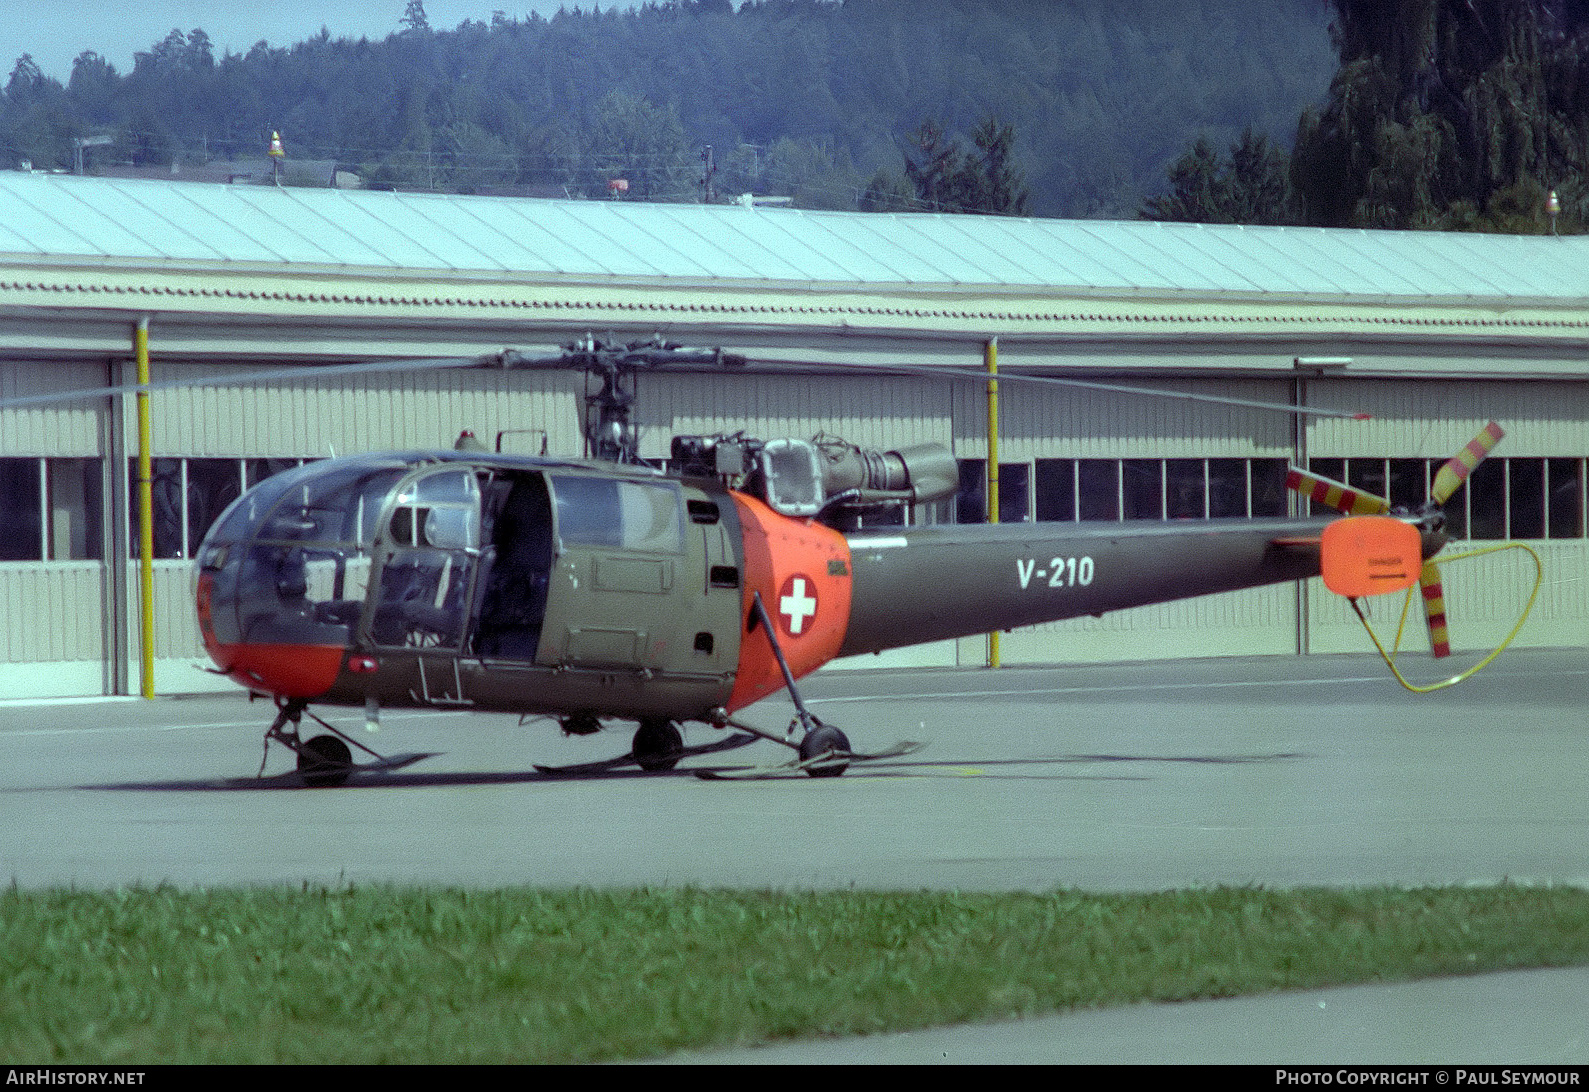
[1286,422,1505,659]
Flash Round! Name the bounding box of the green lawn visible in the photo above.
[4,884,1587,1064]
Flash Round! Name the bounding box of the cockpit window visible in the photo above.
[389,469,480,550]
[551,476,683,553]
[205,464,306,545]
[217,461,409,547]
[195,457,415,650]
[371,468,485,649]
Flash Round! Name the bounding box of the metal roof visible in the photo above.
[2,171,1587,304]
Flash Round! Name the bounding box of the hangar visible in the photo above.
[1,171,1586,699]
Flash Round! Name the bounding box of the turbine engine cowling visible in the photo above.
[810,438,958,506]
[669,434,958,518]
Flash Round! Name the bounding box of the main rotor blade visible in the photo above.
[1285,467,1391,516]
[1420,561,1452,659]
[754,358,1374,422]
[1430,421,1505,505]
[2,346,1376,423]
[0,354,490,413]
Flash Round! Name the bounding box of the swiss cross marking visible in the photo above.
[778,574,818,637]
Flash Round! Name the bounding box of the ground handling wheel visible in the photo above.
[633,719,685,771]
[797,724,851,778]
[297,734,353,787]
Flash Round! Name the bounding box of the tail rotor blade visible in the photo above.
[1431,422,1504,505]
[1420,561,1452,659]
[1285,467,1391,516]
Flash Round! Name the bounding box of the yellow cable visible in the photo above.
[1347,542,1543,693]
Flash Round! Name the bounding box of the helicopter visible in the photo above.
[186,337,1519,786]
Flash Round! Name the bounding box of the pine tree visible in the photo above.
[1143,128,1292,224]
[900,116,1030,215]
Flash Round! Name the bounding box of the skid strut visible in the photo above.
[748,591,850,774]
[749,591,826,738]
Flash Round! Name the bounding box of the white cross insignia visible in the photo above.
[778,574,818,637]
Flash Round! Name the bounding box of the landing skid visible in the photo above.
[533,731,759,776]
[694,740,924,780]
[224,750,436,788]
[337,751,437,775]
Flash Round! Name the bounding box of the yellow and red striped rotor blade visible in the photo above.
[1430,421,1504,505]
[1285,467,1391,516]
[1420,561,1452,659]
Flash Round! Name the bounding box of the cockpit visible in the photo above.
[195,453,557,680]
[197,456,412,652]
[193,452,696,699]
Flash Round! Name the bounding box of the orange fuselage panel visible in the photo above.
[725,493,852,713]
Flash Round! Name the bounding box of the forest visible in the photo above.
[0,0,1335,220]
[4,1,1583,232]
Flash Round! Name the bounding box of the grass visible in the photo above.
[3,883,1588,1063]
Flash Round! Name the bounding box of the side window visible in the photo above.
[1548,459,1583,538]
[1078,460,1119,520]
[1306,456,1585,540]
[1035,459,1076,522]
[552,476,683,552]
[0,458,41,560]
[1121,459,1161,520]
[0,457,103,560]
[953,459,986,524]
[952,460,1030,524]
[373,469,483,649]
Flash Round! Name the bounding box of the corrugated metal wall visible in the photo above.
[0,361,105,456]
[0,360,110,686]
[1304,375,1589,654]
[953,373,1303,663]
[135,362,584,457]
[0,359,589,695]
[0,563,104,663]
[636,371,953,457]
[1306,377,1589,458]
[954,376,1296,460]
[641,369,1310,666]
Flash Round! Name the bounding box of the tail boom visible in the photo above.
[839,519,1327,657]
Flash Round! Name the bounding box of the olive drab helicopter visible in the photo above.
[174,337,1541,786]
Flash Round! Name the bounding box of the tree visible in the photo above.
[1141,127,1292,224]
[401,1,432,35]
[2,55,75,169]
[440,120,516,192]
[901,119,963,211]
[1290,0,1589,231]
[752,137,869,210]
[859,167,913,212]
[0,0,1342,213]
[579,90,693,200]
[5,55,45,103]
[899,115,1030,215]
[68,52,120,127]
[964,116,1030,216]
